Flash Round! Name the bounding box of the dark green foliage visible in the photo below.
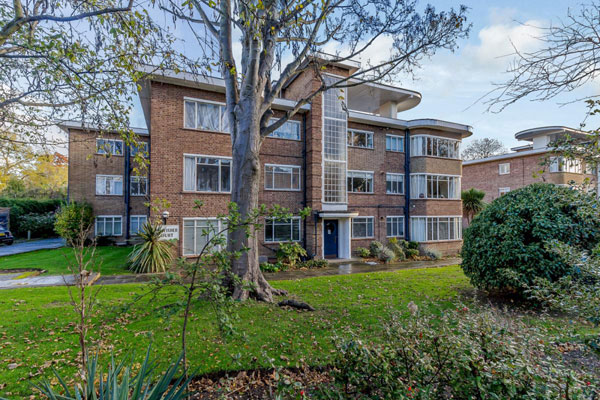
[369,241,384,257]
[461,183,600,293]
[387,238,406,260]
[355,247,371,258]
[54,202,94,244]
[297,259,328,269]
[16,212,56,238]
[129,223,175,274]
[0,197,62,237]
[405,248,419,259]
[407,241,419,250]
[260,261,287,272]
[276,242,307,269]
[378,246,396,263]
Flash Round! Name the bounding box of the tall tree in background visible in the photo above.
[462,138,507,160]
[162,0,471,301]
[0,0,175,150]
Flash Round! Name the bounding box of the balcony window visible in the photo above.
[410,174,460,199]
[411,216,461,242]
[410,136,460,159]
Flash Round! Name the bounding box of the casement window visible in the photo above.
[410,136,460,159]
[183,218,225,256]
[498,163,510,175]
[184,98,230,133]
[264,217,301,242]
[549,157,582,173]
[268,119,301,141]
[130,142,148,157]
[386,216,405,238]
[352,216,374,239]
[264,164,300,191]
[347,170,374,193]
[130,215,147,236]
[347,129,374,149]
[96,175,123,196]
[96,216,122,237]
[498,187,510,196]
[130,176,148,196]
[410,216,461,242]
[96,138,123,156]
[386,134,404,152]
[386,173,404,195]
[183,155,231,193]
[410,174,460,199]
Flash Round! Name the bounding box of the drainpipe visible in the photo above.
[404,128,411,240]
[124,143,131,240]
[302,114,308,254]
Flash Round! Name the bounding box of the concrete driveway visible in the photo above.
[0,238,65,257]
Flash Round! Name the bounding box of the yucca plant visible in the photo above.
[30,347,193,400]
[129,222,175,274]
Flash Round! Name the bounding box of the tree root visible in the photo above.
[278,299,315,311]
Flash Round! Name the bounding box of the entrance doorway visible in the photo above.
[323,219,338,258]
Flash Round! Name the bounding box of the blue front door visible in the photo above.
[324,220,338,258]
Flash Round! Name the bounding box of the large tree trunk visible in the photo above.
[229,100,287,302]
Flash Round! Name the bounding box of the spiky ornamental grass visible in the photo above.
[129,223,175,274]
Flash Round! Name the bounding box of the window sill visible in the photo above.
[265,136,301,142]
[181,191,231,195]
[264,240,301,244]
[410,198,461,201]
[348,192,374,195]
[264,188,302,192]
[96,194,123,197]
[131,194,147,197]
[386,193,405,196]
[416,239,462,243]
[95,153,124,157]
[410,155,461,161]
[347,146,374,150]
[181,127,231,135]
[385,150,405,153]
[351,236,374,240]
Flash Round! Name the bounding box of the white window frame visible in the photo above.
[130,176,148,196]
[410,173,461,200]
[182,218,225,256]
[386,173,405,195]
[96,138,123,156]
[498,187,510,196]
[95,216,123,237]
[386,216,405,238]
[410,216,462,242]
[183,154,232,193]
[264,217,301,243]
[352,216,374,239]
[268,119,302,141]
[130,142,149,157]
[498,163,510,175]
[347,170,374,194]
[264,164,301,191]
[386,134,404,152]
[183,97,229,133]
[347,129,374,149]
[96,174,123,196]
[549,157,582,174]
[410,135,460,159]
[130,215,148,236]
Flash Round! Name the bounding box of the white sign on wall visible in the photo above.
[160,225,179,241]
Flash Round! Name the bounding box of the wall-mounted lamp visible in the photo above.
[161,210,170,225]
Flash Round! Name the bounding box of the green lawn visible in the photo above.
[0,246,133,275]
[0,265,595,398]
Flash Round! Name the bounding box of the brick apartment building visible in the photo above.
[462,126,598,203]
[63,59,472,259]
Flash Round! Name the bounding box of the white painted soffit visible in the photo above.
[346,79,422,113]
[514,126,589,141]
[462,147,550,165]
[57,120,148,136]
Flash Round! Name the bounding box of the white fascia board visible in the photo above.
[462,148,550,165]
[57,120,148,136]
[347,111,472,137]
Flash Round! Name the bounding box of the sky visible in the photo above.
[130,0,596,150]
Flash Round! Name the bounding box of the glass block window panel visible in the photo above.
[130,215,147,236]
[386,173,404,194]
[130,176,148,196]
[268,119,301,140]
[324,118,348,161]
[265,165,300,190]
[183,155,231,193]
[96,216,122,237]
[264,218,301,242]
[323,161,347,203]
[352,217,374,238]
[347,129,373,149]
[386,216,405,237]
[411,216,461,242]
[182,218,224,256]
[96,175,123,196]
[410,136,460,159]
[347,171,374,193]
[183,99,229,133]
[96,138,123,155]
[386,134,404,152]
[410,174,460,199]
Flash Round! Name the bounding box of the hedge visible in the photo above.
[0,198,63,238]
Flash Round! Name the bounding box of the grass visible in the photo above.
[0,246,133,275]
[0,265,595,398]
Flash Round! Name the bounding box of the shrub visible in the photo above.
[461,183,600,293]
[318,306,597,399]
[407,241,419,250]
[298,259,328,269]
[129,222,175,274]
[54,202,94,244]
[405,248,419,259]
[17,212,56,238]
[423,248,442,260]
[378,246,396,263]
[369,241,384,257]
[387,241,405,260]
[276,242,307,269]
[355,247,371,258]
[0,197,62,237]
[260,262,286,272]
[397,239,410,250]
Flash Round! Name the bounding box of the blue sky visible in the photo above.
[131,1,595,150]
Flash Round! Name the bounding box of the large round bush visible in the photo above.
[461,183,600,293]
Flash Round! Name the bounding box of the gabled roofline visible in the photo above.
[57,120,149,136]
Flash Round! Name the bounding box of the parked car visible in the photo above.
[0,227,14,245]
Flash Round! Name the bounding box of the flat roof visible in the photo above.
[462,147,550,166]
[57,120,149,136]
[515,126,588,141]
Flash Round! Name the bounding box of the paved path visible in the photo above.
[0,238,64,257]
[0,258,461,289]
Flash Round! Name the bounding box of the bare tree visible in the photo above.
[462,138,507,160]
[161,0,471,302]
